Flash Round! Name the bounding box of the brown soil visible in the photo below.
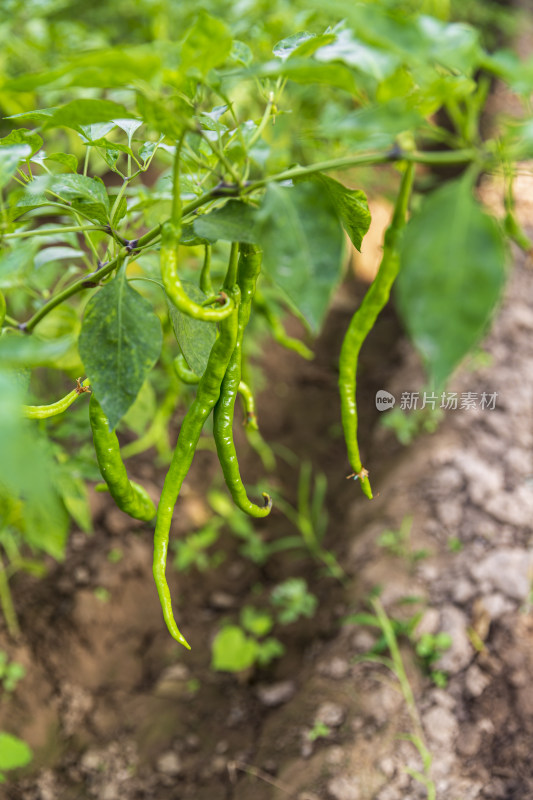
[1,230,533,800]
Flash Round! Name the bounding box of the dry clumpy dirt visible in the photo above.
[1,219,533,800]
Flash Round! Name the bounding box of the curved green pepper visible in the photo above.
[89,394,156,521]
[213,244,272,518]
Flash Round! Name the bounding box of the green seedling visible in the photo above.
[307,721,331,742]
[354,598,437,800]
[172,517,225,573]
[0,651,25,694]
[377,515,430,564]
[0,732,33,783]
[270,578,318,625]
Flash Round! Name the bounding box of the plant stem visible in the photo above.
[23,248,128,332]
[17,146,483,332]
[247,91,275,149]
[2,224,108,240]
[244,148,481,193]
[0,559,19,638]
[171,134,185,226]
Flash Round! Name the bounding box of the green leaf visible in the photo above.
[416,15,481,74]
[180,12,233,76]
[44,99,131,132]
[34,246,85,268]
[44,174,110,224]
[320,99,423,149]
[54,468,92,534]
[78,268,162,429]
[5,108,57,123]
[0,333,73,368]
[0,370,69,560]
[0,733,33,771]
[256,58,358,95]
[0,241,38,289]
[121,379,157,435]
[257,182,344,333]
[0,145,31,191]
[66,47,161,89]
[273,32,319,60]
[255,637,285,666]
[167,281,216,376]
[309,174,371,251]
[179,224,214,246]
[136,94,192,140]
[113,118,143,143]
[231,40,253,66]
[240,606,274,637]
[22,481,69,560]
[0,129,43,157]
[193,201,259,243]
[43,153,79,172]
[396,177,507,387]
[78,122,116,143]
[211,625,258,672]
[315,28,401,82]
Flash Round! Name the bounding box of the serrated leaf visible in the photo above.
[0,733,33,771]
[309,174,371,250]
[396,178,507,387]
[0,144,31,190]
[167,281,216,376]
[193,201,259,243]
[78,268,162,429]
[257,182,344,333]
[211,625,258,672]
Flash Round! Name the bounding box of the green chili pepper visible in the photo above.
[174,353,257,431]
[200,244,213,295]
[161,222,234,321]
[254,292,314,360]
[237,380,258,432]
[153,283,241,649]
[0,290,5,328]
[23,378,90,419]
[174,353,201,385]
[213,244,272,518]
[89,394,157,521]
[339,164,414,499]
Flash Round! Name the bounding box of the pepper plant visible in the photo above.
[0,3,531,645]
